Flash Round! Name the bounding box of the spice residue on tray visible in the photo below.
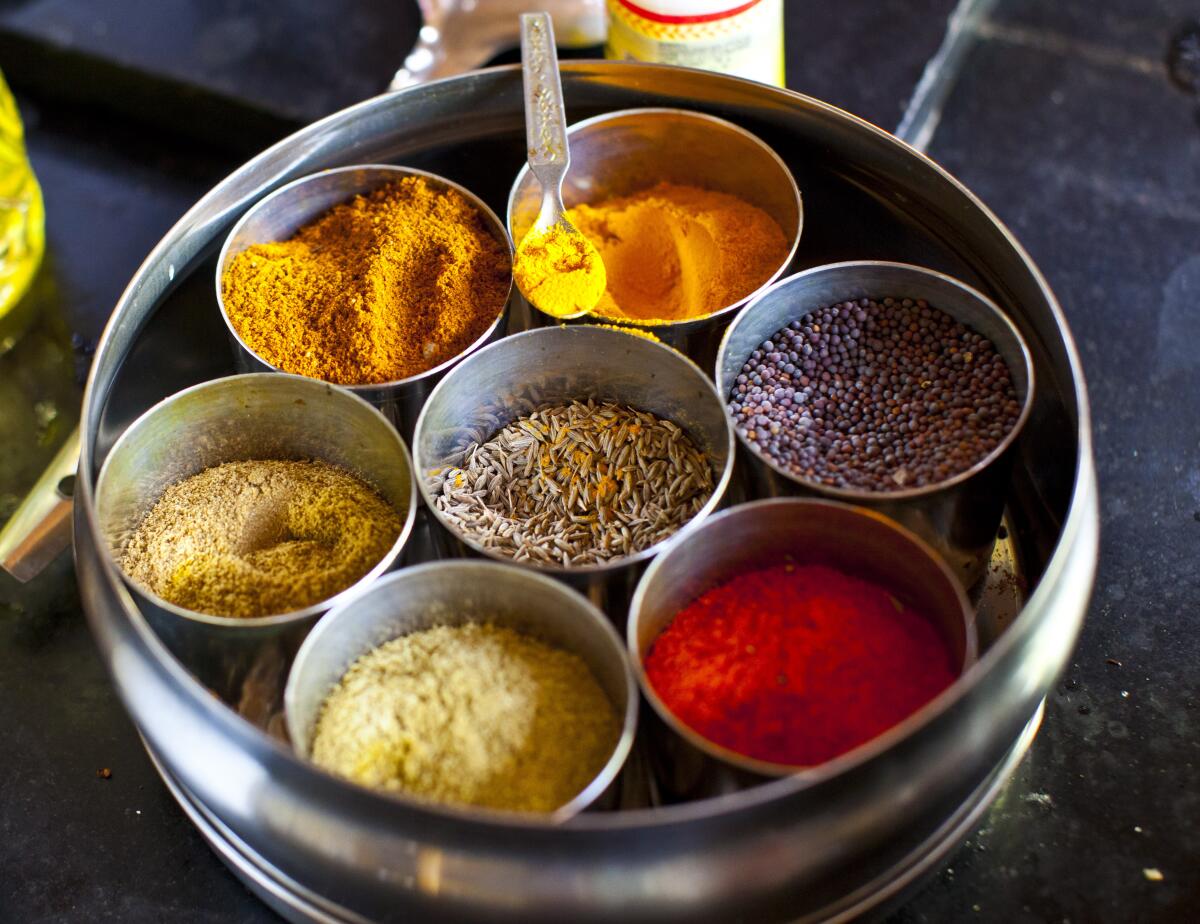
[645,562,958,766]
[120,459,402,618]
[729,296,1022,490]
[565,182,789,323]
[221,177,511,385]
[310,622,620,813]
[434,399,714,567]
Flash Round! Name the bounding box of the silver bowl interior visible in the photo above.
[285,561,638,821]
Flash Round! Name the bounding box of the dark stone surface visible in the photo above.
[0,0,420,126]
[0,0,958,151]
[782,0,960,129]
[894,2,1200,920]
[1,0,1197,921]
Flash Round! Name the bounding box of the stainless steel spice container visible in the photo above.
[628,497,976,800]
[285,560,638,821]
[507,108,802,368]
[94,373,417,704]
[413,324,735,617]
[216,164,514,444]
[717,261,1035,586]
[74,63,1098,924]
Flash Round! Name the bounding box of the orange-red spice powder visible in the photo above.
[644,563,958,766]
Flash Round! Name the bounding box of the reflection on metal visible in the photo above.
[0,425,77,581]
[895,0,1000,152]
[390,0,605,90]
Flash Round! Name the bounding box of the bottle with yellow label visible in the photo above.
[0,69,45,354]
[605,0,785,87]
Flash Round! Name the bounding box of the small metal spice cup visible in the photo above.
[94,373,417,708]
[628,497,977,801]
[507,108,802,369]
[412,325,736,619]
[284,560,638,821]
[216,164,514,445]
[716,261,1036,587]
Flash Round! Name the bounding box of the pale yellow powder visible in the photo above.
[310,622,620,813]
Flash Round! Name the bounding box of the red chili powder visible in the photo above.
[644,563,959,766]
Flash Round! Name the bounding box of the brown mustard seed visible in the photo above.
[120,460,403,618]
[729,296,1022,491]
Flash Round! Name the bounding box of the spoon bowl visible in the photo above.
[513,12,606,320]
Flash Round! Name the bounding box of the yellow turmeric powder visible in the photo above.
[513,223,606,318]
[221,177,511,385]
[565,182,790,324]
[582,323,662,343]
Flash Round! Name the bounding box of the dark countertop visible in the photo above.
[1,1,1197,921]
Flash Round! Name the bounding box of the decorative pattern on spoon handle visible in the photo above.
[521,13,569,173]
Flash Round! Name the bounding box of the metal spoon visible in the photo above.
[513,12,606,320]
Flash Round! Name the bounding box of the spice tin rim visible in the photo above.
[283,559,639,822]
[715,260,1037,503]
[214,163,515,390]
[505,106,803,332]
[412,324,737,575]
[627,496,977,779]
[94,372,419,629]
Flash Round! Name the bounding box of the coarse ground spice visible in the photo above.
[120,460,402,618]
[566,182,789,323]
[644,562,958,766]
[310,622,620,812]
[434,400,714,566]
[221,177,511,385]
[729,296,1021,490]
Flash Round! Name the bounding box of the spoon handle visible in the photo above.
[521,12,569,191]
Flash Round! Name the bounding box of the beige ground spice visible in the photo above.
[120,460,402,619]
[310,622,620,813]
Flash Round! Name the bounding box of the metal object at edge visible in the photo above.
[0,425,79,581]
[73,63,1099,924]
[507,106,803,368]
[716,261,1036,587]
[412,324,735,618]
[285,560,638,821]
[93,373,418,704]
[628,497,977,799]
[215,164,514,446]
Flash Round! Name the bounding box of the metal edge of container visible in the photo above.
[73,62,1099,923]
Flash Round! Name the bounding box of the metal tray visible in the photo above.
[74,63,1098,923]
